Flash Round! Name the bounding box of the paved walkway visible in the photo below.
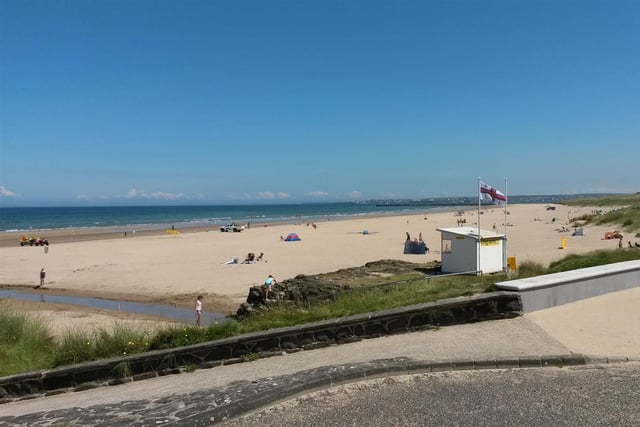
[1,287,639,425]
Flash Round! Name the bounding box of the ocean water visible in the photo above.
[0,203,441,233]
[0,195,570,233]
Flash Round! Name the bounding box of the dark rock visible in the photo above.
[235,259,441,319]
[246,286,264,305]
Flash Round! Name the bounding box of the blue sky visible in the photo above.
[1,0,639,207]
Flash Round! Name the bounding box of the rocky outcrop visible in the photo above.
[235,260,441,319]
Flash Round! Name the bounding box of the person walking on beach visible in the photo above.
[195,295,203,327]
[34,268,45,289]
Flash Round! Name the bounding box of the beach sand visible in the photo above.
[0,203,626,332]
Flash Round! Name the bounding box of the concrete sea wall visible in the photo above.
[0,292,521,400]
[496,260,640,312]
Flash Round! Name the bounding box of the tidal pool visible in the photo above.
[0,289,227,325]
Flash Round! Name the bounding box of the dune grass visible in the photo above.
[0,302,56,376]
[564,193,640,236]
[53,323,154,366]
[547,249,640,273]
[2,247,640,376]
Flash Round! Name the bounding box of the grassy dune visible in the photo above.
[564,193,640,236]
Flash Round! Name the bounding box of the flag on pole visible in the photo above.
[480,181,507,205]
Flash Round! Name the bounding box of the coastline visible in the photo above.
[0,203,625,332]
[0,224,211,248]
[0,206,465,248]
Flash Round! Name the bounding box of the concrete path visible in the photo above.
[526,286,640,357]
[1,287,638,425]
[219,362,640,426]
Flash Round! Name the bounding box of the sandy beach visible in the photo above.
[0,203,627,332]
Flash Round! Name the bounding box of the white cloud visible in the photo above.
[0,186,18,197]
[124,188,184,200]
[348,191,363,200]
[306,191,329,198]
[225,191,290,201]
[255,192,276,200]
[76,194,90,200]
[144,191,184,200]
[225,193,252,201]
[254,192,289,200]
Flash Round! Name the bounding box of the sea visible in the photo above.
[0,195,572,233]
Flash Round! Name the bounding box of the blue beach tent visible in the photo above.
[284,232,301,241]
[404,240,428,254]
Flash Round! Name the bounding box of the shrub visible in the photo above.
[0,302,56,376]
[147,321,239,351]
[517,261,547,278]
[548,249,640,273]
[94,323,151,358]
[54,329,97,366]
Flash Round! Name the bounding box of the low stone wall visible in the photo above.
[0,292,521,401]
[496,260,640,312]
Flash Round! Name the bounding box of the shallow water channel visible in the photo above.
[0,289,227,325]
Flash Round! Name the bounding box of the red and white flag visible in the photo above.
[480,181,507,205]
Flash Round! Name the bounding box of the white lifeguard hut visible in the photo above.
[436,227,506,274]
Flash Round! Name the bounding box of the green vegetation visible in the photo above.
[547,249,640,273]
[240,276,492,329]
[516,249,640,276]
[53,322,152,366]
[564,193,640,236]
[1,247,640,377]
[0,304,56,376]
[241,353,260,362]
[184,363,198,373]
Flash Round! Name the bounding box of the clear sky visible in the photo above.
[1,0,639,207]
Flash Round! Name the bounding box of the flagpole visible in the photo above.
[503,177,508,272]
[477,177,482,275]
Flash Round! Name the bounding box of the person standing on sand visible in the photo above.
[34,268,45,289]
[195,295,203,327]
